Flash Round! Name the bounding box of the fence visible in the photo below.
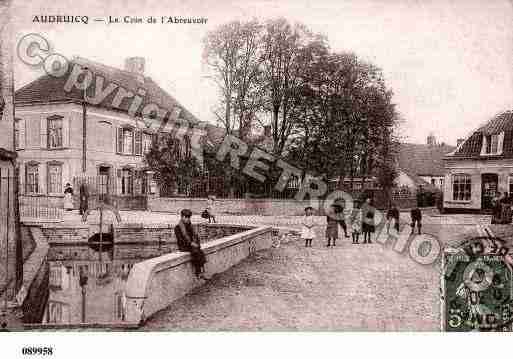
[19,195,64,222]
[161,176,311,200]
[73,175,148,210]
[158,175,423,207]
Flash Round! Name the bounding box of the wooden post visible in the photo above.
[82,73,88,173]
[13,166,22,291]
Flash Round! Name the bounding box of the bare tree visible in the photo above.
[203,19,263,141]
[260,18,327,156]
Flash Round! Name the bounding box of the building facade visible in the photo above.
[443,111,513,212]
[15,57,200,208]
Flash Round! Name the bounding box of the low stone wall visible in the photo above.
[20,227,50,324]
[39,222,252,246]
[148,196,419,216]
[149,197,322,216]
[124,226,274,325]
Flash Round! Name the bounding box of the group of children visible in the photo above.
[301,200,423,247]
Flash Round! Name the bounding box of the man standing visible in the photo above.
[386,202,400,234]
[79,182,89,222]
[174,209,208,279]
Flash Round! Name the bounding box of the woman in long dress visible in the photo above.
[63,183,74,211]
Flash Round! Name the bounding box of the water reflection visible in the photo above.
[42,242,175,325]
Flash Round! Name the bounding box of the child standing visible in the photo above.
[410,207,422,235]
[205,195,217,223]
[362,197,375,244]
[351,202,362,244]
[301,206,316,247]
[326,204,343,247]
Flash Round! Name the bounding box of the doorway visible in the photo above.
[481,173,498,210]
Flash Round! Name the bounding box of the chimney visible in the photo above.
[457,138,464,147]
[124,57,145,82]
[427,133,436,146]
[264,125,271,137]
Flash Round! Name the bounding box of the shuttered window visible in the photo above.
[15,118,25,150]
[116,127,123,154]
[142,132,153,154]
[26,163,39,194]
[47,163,62,194]
[134,130,142,155]
[47,115,63,149]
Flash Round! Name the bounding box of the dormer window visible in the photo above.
[481,132,504,156]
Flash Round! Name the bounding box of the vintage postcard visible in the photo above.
[1,0,512,350]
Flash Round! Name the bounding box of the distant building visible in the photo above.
[15,56,201,208]
[443,111,513,212]
[396,135,455,191]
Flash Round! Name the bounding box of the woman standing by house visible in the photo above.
[63,183,74,211]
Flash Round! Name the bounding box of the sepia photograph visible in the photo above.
[0,0,512,354]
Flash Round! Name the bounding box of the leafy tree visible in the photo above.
[287,52,400,193]
[144,133,202,196]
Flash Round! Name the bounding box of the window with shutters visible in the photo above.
[26,163,39,194]
[134,130,142,155]
[123,128,133,154]
[47,115,63,149]
[47,162,62,194]
[142,132,153,154]
[117,127,138,155]
[15,118,25,150]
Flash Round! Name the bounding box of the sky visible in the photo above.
[9,0,513,146]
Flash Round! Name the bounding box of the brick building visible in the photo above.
[15,56,201,209]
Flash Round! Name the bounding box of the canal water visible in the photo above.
[41,240,176,326]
